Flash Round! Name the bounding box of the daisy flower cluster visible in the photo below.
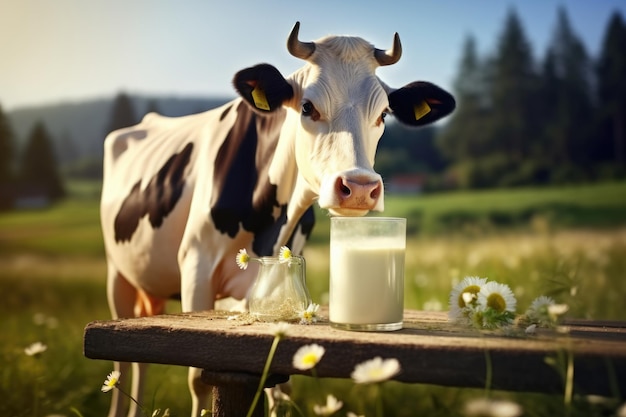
[450,276,570,332]
[449,276,517,329]
[24,341,47,357]
[261,322,401,416]
[520,295,569,331]
[236,246,294,270]
[236,247,321,324]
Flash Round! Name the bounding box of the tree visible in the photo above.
[437,34,495,171]
[19,121,65,201]
[438,10,542,188]
[0,103,16,208]
[56,129,80,166]
[489,8,539,165]
[596,11,626,169]
[106,92,137,137]
[542,7,594,177]
[145,98,161,116]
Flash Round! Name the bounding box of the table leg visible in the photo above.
[201,370,289,417]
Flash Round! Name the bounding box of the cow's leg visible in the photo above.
[106,265,139,417]
[180,248,214,416]
[107,266,167,417]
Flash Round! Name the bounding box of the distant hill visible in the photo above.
[8,95,233,164]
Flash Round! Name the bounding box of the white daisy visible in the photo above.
[101,370,121,393]
[476,281,517,329]
[449,276,488,321]
[292,343,325,370]
[548,303,569,319]
[235,248,250,270]
[351,356,401,384]
[313,394,343,416]
[270,321,290,339]
[529,295,555,312]
[24,341,47,357]
[278,246,292,264]
[477,281,516,313]
[299,302,320,324]
[525,295,556,326]
[463,397,523,417]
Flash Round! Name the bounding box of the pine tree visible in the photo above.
[489,8,538,167]
[106,92,137,137]
[597,11,626,169]
[438,35,492,161]
[145,98,161,116]
[441,9,540,187]
[0,104,14,185]
[0,104,16,208]
[436,35,498,187]
[19,121,65,201]
[544,7,594,177]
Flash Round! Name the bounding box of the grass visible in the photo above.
[1,180,626,416]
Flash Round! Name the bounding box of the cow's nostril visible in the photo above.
[370,183,381,200]
[336,177,351,196]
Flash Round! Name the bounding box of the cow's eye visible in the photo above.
[302,101,314,116]
[301,101,321,121]
[376,111,388,127]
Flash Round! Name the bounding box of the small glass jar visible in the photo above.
[248,255,312,322]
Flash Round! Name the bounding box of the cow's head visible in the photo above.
[234,22,455,217]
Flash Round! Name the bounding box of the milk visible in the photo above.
[330,242,405,326]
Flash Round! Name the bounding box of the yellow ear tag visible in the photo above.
[414,100,431,121]
[251,85,270,111]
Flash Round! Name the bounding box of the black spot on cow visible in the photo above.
[219,104,233,121]
[210,102,314,256]
[114,142,194,243]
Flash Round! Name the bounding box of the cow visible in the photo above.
[100,22,455,417]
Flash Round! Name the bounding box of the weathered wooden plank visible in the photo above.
[84,310,626,396]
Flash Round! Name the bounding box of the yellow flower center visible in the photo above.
[487,293,506,312]
[302,353,318,366]
[458,285,481,308]
[107,378,118,387]
[368,368,384,379]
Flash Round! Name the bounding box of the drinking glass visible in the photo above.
[329,217,406,331]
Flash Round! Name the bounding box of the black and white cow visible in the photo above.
[100,22,454,416]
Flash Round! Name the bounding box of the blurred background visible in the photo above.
[1,0,626,199]
[1,1,626,416]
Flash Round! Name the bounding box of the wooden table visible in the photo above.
[84,309,626,416]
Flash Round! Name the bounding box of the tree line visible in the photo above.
[1,7,624,209]
[378,7,626,190]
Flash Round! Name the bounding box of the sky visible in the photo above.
[1,0,625,111]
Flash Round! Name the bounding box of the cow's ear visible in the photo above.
[233,64,294,113]
[388,81,455,126]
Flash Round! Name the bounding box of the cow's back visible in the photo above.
[100,101,237,298]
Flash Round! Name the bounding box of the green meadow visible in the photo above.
[2,181,626,416]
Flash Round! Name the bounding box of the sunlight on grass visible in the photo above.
[305,228,626,320]
[2,181,626,416]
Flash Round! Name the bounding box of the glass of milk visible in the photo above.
[329,217,406,331]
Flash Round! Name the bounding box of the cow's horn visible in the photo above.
[374,33,402,66]
[287,21,315,60]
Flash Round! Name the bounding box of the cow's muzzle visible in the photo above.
[319,170,384,216]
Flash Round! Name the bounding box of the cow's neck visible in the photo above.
[210,101,315,257]
[268,106,317,254]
